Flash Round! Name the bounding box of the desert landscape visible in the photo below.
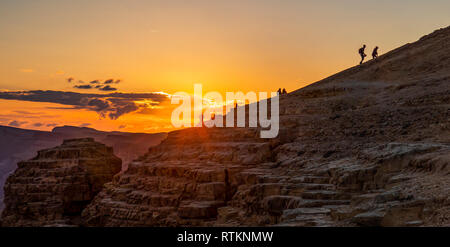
[1,26,448,227]
[0,125,166,211]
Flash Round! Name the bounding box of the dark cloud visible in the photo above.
[68,78,121,91]
[108,103,138,120]
[0,90,170,120]
[33,122,43,127]
[8,120,28,127]
[118,124,126,129]
[99,85,117,91]
[103,79,121,84]
[85,98,110,111]
[46,123,58,127]
[74,85,93,89]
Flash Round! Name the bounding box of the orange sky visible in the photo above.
[0,0,449,133]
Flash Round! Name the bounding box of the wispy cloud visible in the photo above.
[8,120,28,127]
[74,85,93,89]
[69,78,122,91]
[99,85,117,91]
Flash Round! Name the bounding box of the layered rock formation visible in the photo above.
[81,26,450,226]
[0,138,121,226]
[0,125,166,211]
[2,27,449,227]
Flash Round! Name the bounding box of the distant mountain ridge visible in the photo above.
[0,125,167,211]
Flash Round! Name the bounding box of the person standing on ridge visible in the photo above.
[282,88,287,94]
[372,46,379,59]
[359,45,367,65]
[277,88,282,95]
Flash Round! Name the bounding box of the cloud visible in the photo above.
[74,85,93,89]
[103,79,121,84]
[118,124,126,129]
[108,103,138,120]
[0,90,170,120]
[99,85,117,91]
[67,78,122,91]
[85,98,110,111]
[46,123,58,127]
[8,120,28,127]
[33,122,43,127]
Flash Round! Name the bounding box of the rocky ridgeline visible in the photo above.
[81,27,449,226]
[0,138,121,226]
[81,128,275,226]
[1,27,449,227]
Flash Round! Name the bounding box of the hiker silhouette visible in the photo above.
[282,88,287,94]
[277,88,282,95]
[372,46,379,59]
[359,45,367,65]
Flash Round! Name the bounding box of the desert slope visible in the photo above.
[3,26,449,226]
[80,26,449,226]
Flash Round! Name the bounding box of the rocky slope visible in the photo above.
[0,138,121,226]
[2,26,449,227]
[0,125,166,211]
[81,26,449,226]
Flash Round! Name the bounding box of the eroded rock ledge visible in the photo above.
[0,138,121,226]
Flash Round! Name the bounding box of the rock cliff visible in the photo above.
[0,125,166,211]
[81,27,450,226]
[0,138,121,226]
[2,26,449,227]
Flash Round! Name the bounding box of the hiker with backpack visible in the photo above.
[372,46,379,59]
[359,45,367,65]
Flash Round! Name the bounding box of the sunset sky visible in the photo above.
[1,0,449,132]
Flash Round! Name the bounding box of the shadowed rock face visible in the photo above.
[81,128,275,226]
[0,125,166,211]
[0,138,122,226]
[3,27,449,227]
[81,27,450,227]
